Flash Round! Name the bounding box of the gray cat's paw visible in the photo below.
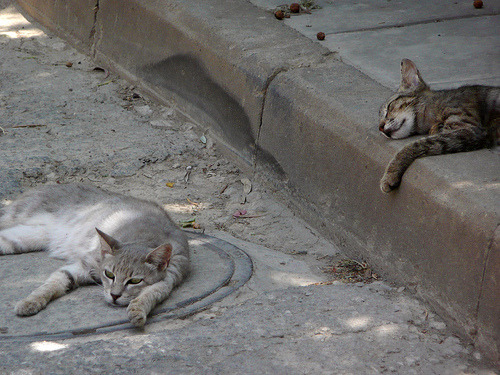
[0,236,15,255]
[15,298,45,316]
[127,301,147,327]
[380,173,400,193]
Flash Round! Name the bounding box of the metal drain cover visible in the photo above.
[0,233,253,341]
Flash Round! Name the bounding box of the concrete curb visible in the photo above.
[15,0,499,362]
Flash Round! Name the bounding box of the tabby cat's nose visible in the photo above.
[111,293,121,302]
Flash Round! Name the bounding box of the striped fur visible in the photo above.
[379,59,499,193]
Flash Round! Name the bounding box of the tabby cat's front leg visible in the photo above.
[16,264,85,316]
[380,144,420,193]
[381,126,488,193]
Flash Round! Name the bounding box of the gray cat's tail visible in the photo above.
[380,126,490,193]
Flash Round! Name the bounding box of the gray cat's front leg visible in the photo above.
[15,263,87,316]
[127,278,175,327]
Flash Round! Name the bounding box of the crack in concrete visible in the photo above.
[89,0,100,58]
[475,223,499,325]
[256,67,288,149]
[329,13,500,36]
[253,52,336,171]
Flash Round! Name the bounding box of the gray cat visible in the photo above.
[0,183,189,327]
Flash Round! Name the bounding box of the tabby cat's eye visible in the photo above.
[104,269,115,279]
[127,278,143,285]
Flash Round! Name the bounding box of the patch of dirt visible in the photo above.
[0,2,346,281]
[324,258,380,283]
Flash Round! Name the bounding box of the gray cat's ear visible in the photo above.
[399,58,427,92]
[96,228,121,257]
[145,243,172,271]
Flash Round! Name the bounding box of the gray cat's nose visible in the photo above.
[110,293,121,302]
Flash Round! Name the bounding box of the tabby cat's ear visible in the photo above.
[145,243,172,271]
[96,228,121,257]
[399,58,427,92]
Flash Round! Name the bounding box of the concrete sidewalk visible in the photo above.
[12,0,500,364]
[252,0,500,88]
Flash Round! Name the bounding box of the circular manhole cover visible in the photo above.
[0,233,252,341]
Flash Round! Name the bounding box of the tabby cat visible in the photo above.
[0,184,189,327]
[379,58,499,193]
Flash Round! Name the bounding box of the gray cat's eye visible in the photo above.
[104,269,115,280]
[127,278,143,285]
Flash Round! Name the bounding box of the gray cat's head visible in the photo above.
[96,228,172,307]
[379,59,429,139]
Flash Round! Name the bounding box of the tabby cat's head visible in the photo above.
[379,58,429,139]
[96,228,172,307]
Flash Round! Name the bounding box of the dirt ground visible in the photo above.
[0,1,346,282]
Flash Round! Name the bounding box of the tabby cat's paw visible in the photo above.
[127,301,148,327]
[380,173,400,193]
[15,298,46,316]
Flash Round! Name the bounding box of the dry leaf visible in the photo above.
[233,209,248,218]
[179,218,196,228]
[241,178,252,195]
[186,197,199,206]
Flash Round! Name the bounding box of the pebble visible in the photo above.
[405,356,419,366]
[161,107,176,118]
[23,167,43,179]
[46,172,57,180]
[408,325,419,333]
[50,42,66,51]
[429,320,446,330]
[135,105,153,117]
[150,119,173,129]
[428,357,441,364]
[442,336,464,356]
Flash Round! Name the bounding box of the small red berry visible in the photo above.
[275,10,285,20]
[317,32,326,40]
[473,0,483,8]
[290,3,300,13]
